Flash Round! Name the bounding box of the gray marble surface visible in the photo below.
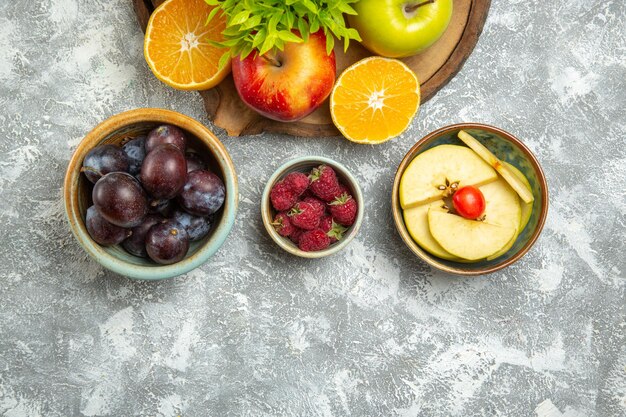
[1,0,625,416]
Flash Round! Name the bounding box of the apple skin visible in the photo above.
[231,31,336,122]
[349,0,453,58]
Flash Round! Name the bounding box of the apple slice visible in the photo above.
[504,162,533,232]
[400,144,498,209]
[457,130,534,204]
[479,178,521,230]
[486,229,519,261]
[404,202,460,261]
[479,177,521,261]
[428,209,517,261]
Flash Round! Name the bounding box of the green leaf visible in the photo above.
[205,6,221,24]
[337,2,357,15]
[217,51,231,72]
[259,32,276,55]
[206,0,362,58]
[252,28,267,48]
[297,18,309,40]
[278,30,303,43]
[325,32,334,55]
[239,14,262,30]
[229,10,250,26]
[301,0,318,13]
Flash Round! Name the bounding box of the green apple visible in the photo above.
[428,209,517,261]
[349,0,453,58]
[399,144,498,209]
[404,201,460,260]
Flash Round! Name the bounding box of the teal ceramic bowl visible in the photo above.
[64,108,238,280]
[261,156,364,258]
[392,123,548,275]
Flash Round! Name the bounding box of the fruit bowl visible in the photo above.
[261,156,364,258]
[392,123,548,275]
[64,108,238,280]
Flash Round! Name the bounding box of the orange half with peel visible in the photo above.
[330,57,421,144]
[144,0,230,91]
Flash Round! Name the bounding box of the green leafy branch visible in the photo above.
[205,0,361,69]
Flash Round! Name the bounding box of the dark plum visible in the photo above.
[186,152,206,173]
[172,209,212,241]
[122,214,164,257]
[145,220,189,265]
[140,144,187,199]
[122,136,146,176]
[82,144,129,184]
[93,172,148,228]
[177,170,225,216]
[145,124,186,153]
[85,206,131,245]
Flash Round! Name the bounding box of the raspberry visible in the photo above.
[289,202,322,230]
[270,181,297,211]
[283,172,309,195]
[298,229,331,252]
[290,227,305,245]
[270,172,309,211]
[320,215,348,243]
[302,196,326,217]
[329,193,358,226]
[309,165,341,202]
[271,212,295,237]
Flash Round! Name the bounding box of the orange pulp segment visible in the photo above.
[330,57,420,144]
[144,0,230,91]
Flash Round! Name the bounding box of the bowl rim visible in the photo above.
[64,108,238,280]
[261,156,364,258]
[392,122,549,276]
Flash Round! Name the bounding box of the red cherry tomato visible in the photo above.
[452,186,486,220]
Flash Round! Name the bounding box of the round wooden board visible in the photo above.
[133,0,491,137]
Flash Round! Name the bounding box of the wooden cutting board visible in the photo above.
[133,0,491,137]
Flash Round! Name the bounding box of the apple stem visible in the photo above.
[405,0,435,13]
[261,54,282,68]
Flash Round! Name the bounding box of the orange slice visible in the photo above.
[330,57,420,144]
[144,0,230,91]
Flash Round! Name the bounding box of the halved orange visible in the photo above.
[330,57,420,144]
[144,0,230,91]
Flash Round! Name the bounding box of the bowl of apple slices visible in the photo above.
[392,123,548,275]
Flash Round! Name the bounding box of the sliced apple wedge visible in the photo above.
[479,178,521,230]
[504,162,533,232]
[404,202,460,260]
[400,144,498,209]
[480,176,522,261]
[457,130,534,204]
[486,229,518,261]
[428,209,517,261]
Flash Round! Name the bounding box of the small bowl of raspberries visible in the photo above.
[261,156,364,258]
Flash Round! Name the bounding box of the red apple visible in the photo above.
[231,31,336,122]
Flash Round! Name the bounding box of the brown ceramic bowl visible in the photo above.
[64,108,238,280]
[392,123,548,275]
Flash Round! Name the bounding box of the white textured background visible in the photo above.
[0,0,625,416]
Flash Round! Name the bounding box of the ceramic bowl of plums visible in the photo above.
[64,108,238,280]
[392,123,548,275]
[261,156,364,258]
